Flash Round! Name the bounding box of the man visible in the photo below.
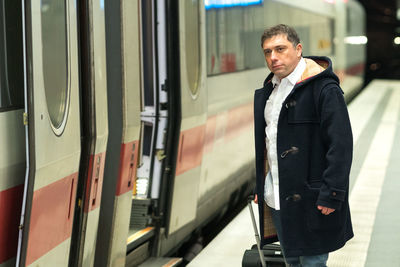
[253,24,353,266]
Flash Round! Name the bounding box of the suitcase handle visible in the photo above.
[247,195,267,267]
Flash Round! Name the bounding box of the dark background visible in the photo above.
[357,0,400,85]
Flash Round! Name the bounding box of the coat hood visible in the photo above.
[263,56,339,88]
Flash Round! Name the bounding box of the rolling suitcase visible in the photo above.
[242,196,286,267]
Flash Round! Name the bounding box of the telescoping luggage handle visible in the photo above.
[248,195,267,267]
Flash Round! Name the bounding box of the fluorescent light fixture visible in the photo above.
[136,177,149,197]
[344,36,368,45]
[205,0,263,10]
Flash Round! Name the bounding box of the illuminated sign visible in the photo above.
[205,0,263,10]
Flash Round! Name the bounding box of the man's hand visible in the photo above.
[253,196,334,214]
[317,205,335,215]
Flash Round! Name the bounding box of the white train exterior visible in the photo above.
[0,0,365,266]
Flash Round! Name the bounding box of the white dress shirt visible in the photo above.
[264,57,306,210]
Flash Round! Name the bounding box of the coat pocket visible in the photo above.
[304,182,343,231]
[287,99,319,124]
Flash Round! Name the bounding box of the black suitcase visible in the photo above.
[242,196,286,267]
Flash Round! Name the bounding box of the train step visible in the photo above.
[138,257,183,267]
[127,226,155,251]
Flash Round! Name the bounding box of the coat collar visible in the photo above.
[261,57,331,102]
[262,56,331,89]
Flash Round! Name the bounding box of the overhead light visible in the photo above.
[205,0,264,9]
[324,0,347,3]
[394,37,400,45]
[344,36,368,45]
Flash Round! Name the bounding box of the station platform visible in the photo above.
[188,80,400,267]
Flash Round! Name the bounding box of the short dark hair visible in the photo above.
[261,24,301,48]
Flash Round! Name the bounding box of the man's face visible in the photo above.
[262,34,302,80]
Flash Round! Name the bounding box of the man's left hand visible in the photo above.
[317,205,335,215]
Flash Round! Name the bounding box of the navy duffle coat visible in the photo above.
[254,56,354,257]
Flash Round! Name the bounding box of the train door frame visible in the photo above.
[69,0,109,266]
[154,0,182,240]
[136,0,169,201]
[133,0,169,224]
[0,1,25,265]
[93,0,125,265]
[125,0,173,259]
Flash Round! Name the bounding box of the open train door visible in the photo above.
[162,0,207,239]
[17,0,81,266]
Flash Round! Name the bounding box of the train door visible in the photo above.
[68,0,108,266]
[163,0,207,239]
[17,0,81,266]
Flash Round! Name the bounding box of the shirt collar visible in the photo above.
[271,75,280,88]
[272,57,306,87]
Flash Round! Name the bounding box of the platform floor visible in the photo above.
[188,80,400,267]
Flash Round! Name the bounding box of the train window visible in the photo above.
[0,1,24,111]
[206,6,265,75]
[41,0,69,131]
[205,2,334,76]
[183,0,201,95]
[141,0,155,108]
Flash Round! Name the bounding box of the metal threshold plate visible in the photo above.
[139,257,182,267]
[127,226,155,251]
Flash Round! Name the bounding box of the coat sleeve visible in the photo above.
[253,92,258,196]
[316,83,353,210]
[253,88,268,201]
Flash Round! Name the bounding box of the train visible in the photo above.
[0,0,365,266]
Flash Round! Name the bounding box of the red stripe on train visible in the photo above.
[225,102,253,141]
[175,125,206,176]
[176,103,253,175]
[0,184,24,263]
[84,152,106,212]
[26,173,77,266]
[204,115,217,154]
[116,141,138,196]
